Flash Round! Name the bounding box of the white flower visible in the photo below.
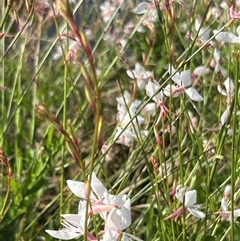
[67,173,131,221]
[213,26,240,43]
[126,62,153,89]
[100,2,116,23]
[117,101,144,126]
[146,79,164,104]
[46,205,86,240]
[176,187,205,218]
[165,65,204,101]
[114,127,134,147]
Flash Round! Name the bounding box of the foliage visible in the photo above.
[1,0,240,241]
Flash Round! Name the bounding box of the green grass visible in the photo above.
[1,0,240,240]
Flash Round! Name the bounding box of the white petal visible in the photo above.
[78,201,87,215]
[213,48,220,62]
[169,65,182,86]
[175,186,187,203]
[224,77,234,95]
[213,30,239,43]
[137,79,147,89]
[91,172,108,200]
[221,198,228,211]
[104,193,127,206]
[185,87,204,101]
[193,66,211,76]
[104,195,131,230]
[116,91,131,105]
[141,102,156,115]
[188,208,206,218]
[61,214,84,231]
[143,70,154,79]
[126,69,136,79]
[146,80,163,103]
[135,62,144,73]
[234,209,240,217]
[181,70,192,87]
[132,2,149,14]
[184,190,197,207]
[103,228,118,241]
[107,205,131,231]
[45,230,80,240]
[220,108,230,125]
[66,180,89,200]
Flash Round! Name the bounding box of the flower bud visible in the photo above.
[56,0,73,21]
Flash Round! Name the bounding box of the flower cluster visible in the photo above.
[46,172,141,241]
[112,90,150,147]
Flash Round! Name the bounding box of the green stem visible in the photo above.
[0,176,11,220]
[0,0,14,31]
[230,53,240,240]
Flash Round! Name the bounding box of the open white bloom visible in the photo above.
[114,126,148,147]
[146,79,164,104]
[213,26,240,43]
[46,201,88,240]
[114,126,134,147]
[115,91,147,146]
[126,62,153,89]
[116,91,143,124]
[100,1,116,23]
[67,173,131,221]
[176,187,205,218]
[165,65,203,101]
[117,101,144,127]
